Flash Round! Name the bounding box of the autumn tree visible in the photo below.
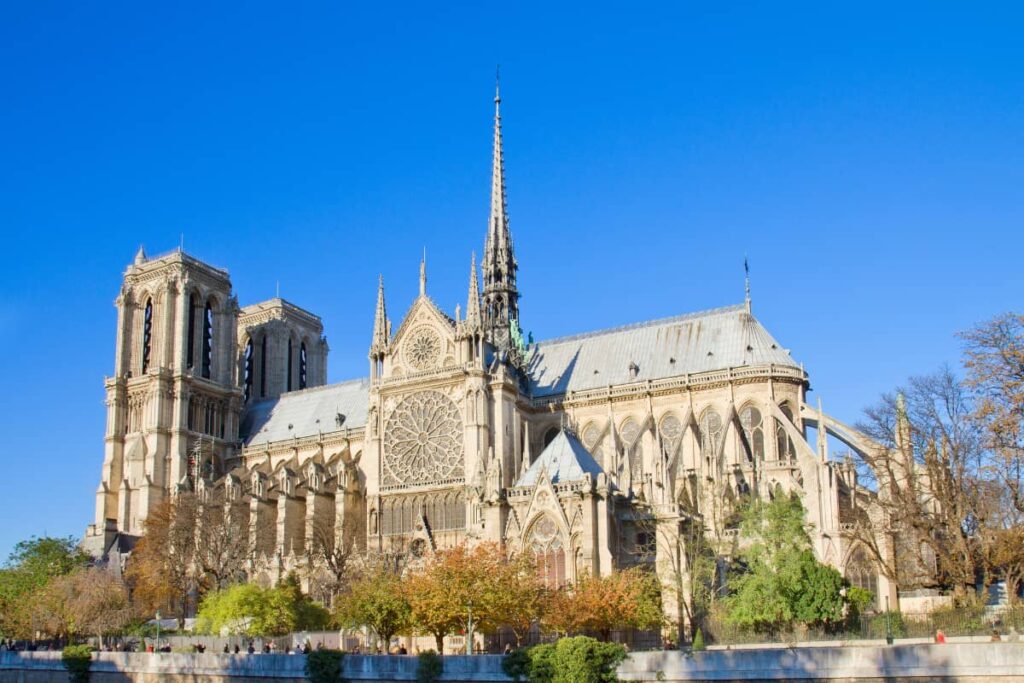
[333,560,412,649]
[0,536,89,638]
[125,496,200,627]
[306,515,357,606]
[405,543,507,652]
[32,568,132,643]
[488,550,549,646]
[193,492,250,593]
[546,567,662,641]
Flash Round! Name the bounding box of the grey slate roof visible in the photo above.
[515,430,604,487]
[240,378,371,447]
[526,304,798,397]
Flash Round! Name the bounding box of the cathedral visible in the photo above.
[84,86,895,624]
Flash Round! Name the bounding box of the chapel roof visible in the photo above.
[240,378,370,447]
[526,303,799,397]
[514,430,604,487]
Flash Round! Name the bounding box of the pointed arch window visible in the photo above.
[739,405,765,462]
[581,422,606,471]
[660,413,684,471]
[620,417,643,482]
[776,404,797,462]
[299,342,308,389]
[141,298,153,373]
[846,547,878,600]
[287,338,294,392]
[201,302,213,379]
[700,410,723,469]
[260,335,268,398]
[528,516,566,588]
[187,293,199,369]
[243,338,254,402]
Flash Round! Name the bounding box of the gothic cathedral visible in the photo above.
[85,86,893,621]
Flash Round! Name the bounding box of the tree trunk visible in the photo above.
[434,633,444,653]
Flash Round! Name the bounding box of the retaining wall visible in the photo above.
[3,642,1024,682]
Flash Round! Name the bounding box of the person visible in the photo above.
[234,644,240,654]
[223,644,230,654]
[504,643,512,655]
[352,645,361,655]
[269,641,277,653]
[247,644,255,654]
[302,642,311,655]
[935,629,946,644]
[992,629,1002,642]
[399,645,408,655]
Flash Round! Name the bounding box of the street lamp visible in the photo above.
[466,600,473,656]
[884,597,893,645]
[155,611,161,652]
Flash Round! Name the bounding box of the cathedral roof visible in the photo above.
[515,430,604,487]
[240,378,371,446]
[526,304,799,397]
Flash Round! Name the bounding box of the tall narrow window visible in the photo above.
[287,338,294,392]
[299,342,307,389]
[243,339,254,402]
[260,335,268,398]
[777,404,797,462]
[141,299,153,373]
[201,302,213,379]
[700,410,723,470]
[186,294,198,369]
[739,405,765,462]
[620,417,643,482]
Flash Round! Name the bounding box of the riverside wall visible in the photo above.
[2,643,1024,682]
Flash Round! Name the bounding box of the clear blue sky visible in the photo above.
[2,2,1022,559]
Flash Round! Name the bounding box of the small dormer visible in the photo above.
[251,471,268,500]
[307,462,325,494]
[278,467,296,498]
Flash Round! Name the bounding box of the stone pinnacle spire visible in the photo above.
[481,73,519,342]
[371,275,388,354]
[466,252,482,330]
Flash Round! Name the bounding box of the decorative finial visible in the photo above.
[134,245,147,265]
[744,255,751,314]
[419,248,427,296]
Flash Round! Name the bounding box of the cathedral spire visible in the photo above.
[371,275,388,354]
[482,73,520,343]
[466,252,482,330]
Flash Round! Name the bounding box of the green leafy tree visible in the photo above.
[0,536,89,638]
[725,494,859,632]
[196,583,296,636]
[333,563,412,649]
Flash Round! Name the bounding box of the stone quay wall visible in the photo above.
[2,643,1024,682]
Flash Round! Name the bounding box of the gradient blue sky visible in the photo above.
[2,2,1023,559]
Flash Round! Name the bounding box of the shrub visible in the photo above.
[526,643,556,683]
[62,645,92,683]
[691,628,705,652]
[305,649,345,683]
[416,650,443,683]
[552,636,626,683]
[502,647,532,682]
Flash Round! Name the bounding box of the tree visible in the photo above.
[405,543,505,652]
[0,536,89,639]
[32,569,132,643]
[125,497,199,628]
[546,568,662,641]
[487,550,548,646]
[725,494,858,632]
[333,562,411,649]
[306,514,357,606]
[854,370,984,600]
[193,494,250,593]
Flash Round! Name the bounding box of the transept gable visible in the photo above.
[388,296,458,376]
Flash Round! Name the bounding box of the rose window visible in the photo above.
[404,327,442,371]
[383,390,464,487]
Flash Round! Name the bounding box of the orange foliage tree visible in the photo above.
[545,567,662,641]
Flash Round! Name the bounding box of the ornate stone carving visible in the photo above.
[382,390,464,487]
[403,326,442,371]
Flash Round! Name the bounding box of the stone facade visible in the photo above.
[84,87,899,620]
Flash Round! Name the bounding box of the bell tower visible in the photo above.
[85,247,243,556]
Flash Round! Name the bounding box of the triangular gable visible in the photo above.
[514,430,604,488]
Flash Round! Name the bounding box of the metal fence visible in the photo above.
[695,606,1024,646]
[484,626,663,653]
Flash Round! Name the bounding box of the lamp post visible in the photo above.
[466,600,474,655]
[884,596,893,645]
[155,611,161,652]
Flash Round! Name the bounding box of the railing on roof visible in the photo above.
[531,363,807,408]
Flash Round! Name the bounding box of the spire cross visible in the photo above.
[744,255,752,313]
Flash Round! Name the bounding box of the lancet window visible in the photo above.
[846,547,878,598]
[141,298,153,373]
[776,404,797,462]
[299,342,308,389]
[739,405,765,462]
[659,413,684,470]
[243,338,254,402]
[620,417,643,481]
[527,516,566,588]
[187,293,198,369]
[201,302,214,379]
[700,409,723,470]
